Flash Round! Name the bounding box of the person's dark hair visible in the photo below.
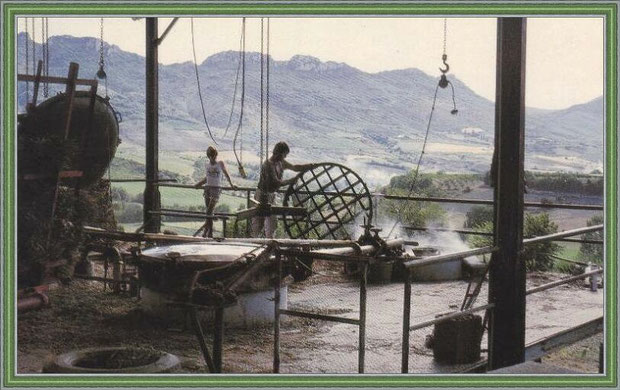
[273,142,290,156]
[206,146,218,158]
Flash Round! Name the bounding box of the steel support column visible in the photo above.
[489,17,527,370]
[144,18,161,233]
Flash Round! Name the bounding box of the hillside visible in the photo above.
[17,33,604,186]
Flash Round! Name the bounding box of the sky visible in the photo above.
[18,17,604,110]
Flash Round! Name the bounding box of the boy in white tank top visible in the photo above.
[194,146,236,237]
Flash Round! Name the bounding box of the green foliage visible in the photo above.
[379,171,447,228]
[522,213,561,272]
[579,215,604,264]
[468,213,561,272]
[464,206,493,229]
[115,202,143,223]
[524,171,603,195]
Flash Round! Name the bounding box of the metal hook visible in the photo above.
[439,54,450,74]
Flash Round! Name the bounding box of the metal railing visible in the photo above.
[399,224,604,373]
[272,250,369,373]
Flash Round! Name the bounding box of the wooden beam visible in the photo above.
[488,17,528,370]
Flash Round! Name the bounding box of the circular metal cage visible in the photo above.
[283,162,373,240]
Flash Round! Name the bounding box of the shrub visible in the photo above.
[464,206,493,229]
[579,215,603,264]
[468,213,560,272]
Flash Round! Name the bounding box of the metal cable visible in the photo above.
[222,20,245,137]
[260,18,265,165]
[266,18,270,157]
[232,18,247,176]
[25,18,29,103]
[190,18,218,145]
[386,83,441,238]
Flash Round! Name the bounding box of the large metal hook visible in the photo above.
[439,54,450,74]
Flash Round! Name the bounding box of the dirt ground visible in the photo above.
[17,262,604,374]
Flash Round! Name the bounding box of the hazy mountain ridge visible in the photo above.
[17,33,603,176]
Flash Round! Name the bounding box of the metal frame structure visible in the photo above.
[399,224,604,374]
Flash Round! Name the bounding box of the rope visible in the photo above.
[31,18,35,83]
[260,18,265,165]
[190,18,218,145]
[222,20,245,137]
[266,18,270,158]
[25,18,29,103]
[386,83,441,238]
[232,18,247,177]
[42,17,49,97]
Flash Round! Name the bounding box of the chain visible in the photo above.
[99,18,105,68]
[442,18,447,56]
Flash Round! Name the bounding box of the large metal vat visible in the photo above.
[18,91,119,186]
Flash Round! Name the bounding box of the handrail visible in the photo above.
[403,246,498,269]
[525,268,603,295]
[156,183,603,211]
[523,224,603,245]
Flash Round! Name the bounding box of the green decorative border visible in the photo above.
[1,1,618,388]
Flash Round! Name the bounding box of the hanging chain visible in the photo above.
[266,18,270,157]
[260,18,265,165]
[442,18,447,56]
[99,18,105,67]
[222,19,245,137]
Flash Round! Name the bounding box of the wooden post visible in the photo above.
[144,17,161,233]
[273,252,281,373]
[358,261,367,373]
[488,17,527,370]
[401,270,411,373]
[213,306,224,373]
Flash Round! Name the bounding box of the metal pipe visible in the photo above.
[523,224,603,245]
[17,292,49,313]
[358,262,367,374]
[408,303,495,332]
[278,309,360,325]
[525,269,603,295]
[156,17,179,45]
[157,183,603,211]
[403,246,498,269]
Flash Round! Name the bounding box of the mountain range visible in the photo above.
[17,33,604,184]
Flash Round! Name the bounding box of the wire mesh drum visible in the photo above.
[282,163,373,240]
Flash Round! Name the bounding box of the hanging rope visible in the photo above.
[31,18,35,83]
[266,18,270,159]
[386,18,458,238]
[260,18,265,165]
[45,18,49,96]
[190,18,218,145]
[232,18,247,177]
[42,17,49,97]
[25,18,30,103]
[222,20,245,137]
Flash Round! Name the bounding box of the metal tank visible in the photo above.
[18,91,120,186]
